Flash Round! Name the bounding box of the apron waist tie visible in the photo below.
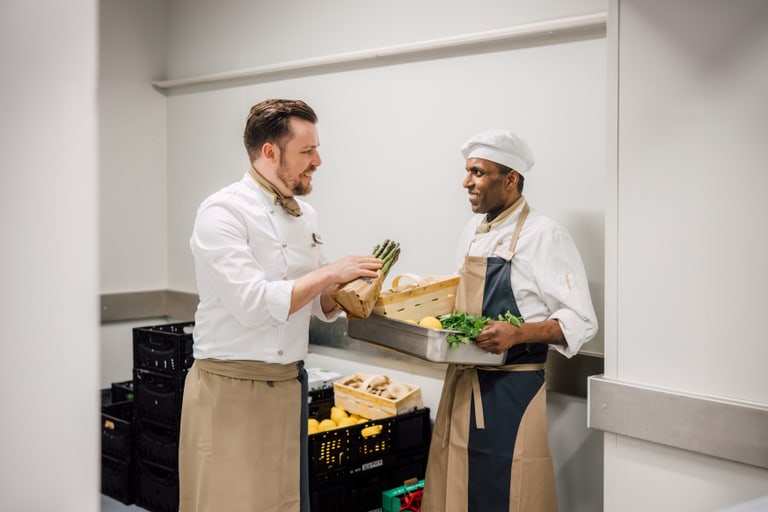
[441,362,545,448]
[195,358,302,381]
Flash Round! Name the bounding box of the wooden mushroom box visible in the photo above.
[333,373,424,420]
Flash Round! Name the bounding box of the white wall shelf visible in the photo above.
[152,13,607,92]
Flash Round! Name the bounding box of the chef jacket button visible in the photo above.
[278,350,284,356]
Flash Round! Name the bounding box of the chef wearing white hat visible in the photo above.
[422,130,598,512]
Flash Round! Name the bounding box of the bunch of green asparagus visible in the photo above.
[372,239,400,278]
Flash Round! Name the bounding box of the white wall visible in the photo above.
[101,317,167,387]
[0,1,99,511]
[604,0,768,510]
[98,0,169,387]
[99,0,168,293]
[165,0,608,80]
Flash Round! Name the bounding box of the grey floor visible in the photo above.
[100,494,144,511]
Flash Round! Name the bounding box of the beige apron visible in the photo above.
[178,359,303,512]
[422,201,558,512]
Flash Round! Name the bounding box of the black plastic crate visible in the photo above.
[101,387,112,407]
[308,387,334,421]
[309,448,428,512]
[111,379,134,402]
[133,322,194,374]
[101,454,135,505]
[102,400,135,461]
[136,417,180,470]
[133,369,186,426]
[310,479,349,512]
[135,459,179,512]
[308,407,430,478]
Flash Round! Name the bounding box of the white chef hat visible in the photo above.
[460,129,535,175]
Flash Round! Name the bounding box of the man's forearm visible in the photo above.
[519,319,566,346]
[290,267,336,315]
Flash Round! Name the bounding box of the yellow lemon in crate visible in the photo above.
[330,406,348,424]
[318,419,337,432]
[308,418,320,430]
[336,417,357,428]
[356,417,370,424]
[419,316,443,329]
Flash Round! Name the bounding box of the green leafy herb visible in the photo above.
[439,311,524,349]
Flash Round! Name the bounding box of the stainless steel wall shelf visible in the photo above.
[99,291,602,398]
[589,375,768,470]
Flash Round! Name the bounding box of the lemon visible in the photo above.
[308,424,319,435]
[318,419,338,431]
[330,407,349,424]
[357,417,369,424]
[419,316,443,329]
[336,417,357,428]
[308,418,320,430]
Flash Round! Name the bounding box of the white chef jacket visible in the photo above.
[456,200,598,358]
[189,173,340,363]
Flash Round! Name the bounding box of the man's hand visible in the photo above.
[475,318,566,353]
[326,255,382,285]
[316,255,382,314]
[475,320,522,354]
[292,256,381,315]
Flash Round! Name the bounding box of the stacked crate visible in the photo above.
[132,322,194,512]
[101,380,136,505]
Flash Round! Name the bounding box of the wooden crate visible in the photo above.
[373,274,459,321]
[333,373,424,420]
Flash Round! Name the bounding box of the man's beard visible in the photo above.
[277,161,313,196]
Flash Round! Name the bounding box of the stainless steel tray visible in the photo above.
[347,314,506,366]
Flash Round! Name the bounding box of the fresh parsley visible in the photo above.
[439,311,524,349]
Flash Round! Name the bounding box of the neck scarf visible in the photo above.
[475,195,526,234]
[247,166,303,217]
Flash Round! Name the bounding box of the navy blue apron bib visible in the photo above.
[468,255,547,510]
[422,200,557,512]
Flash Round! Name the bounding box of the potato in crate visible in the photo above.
[333,373,423,420]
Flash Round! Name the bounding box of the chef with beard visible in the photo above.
[179,99,382,512]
